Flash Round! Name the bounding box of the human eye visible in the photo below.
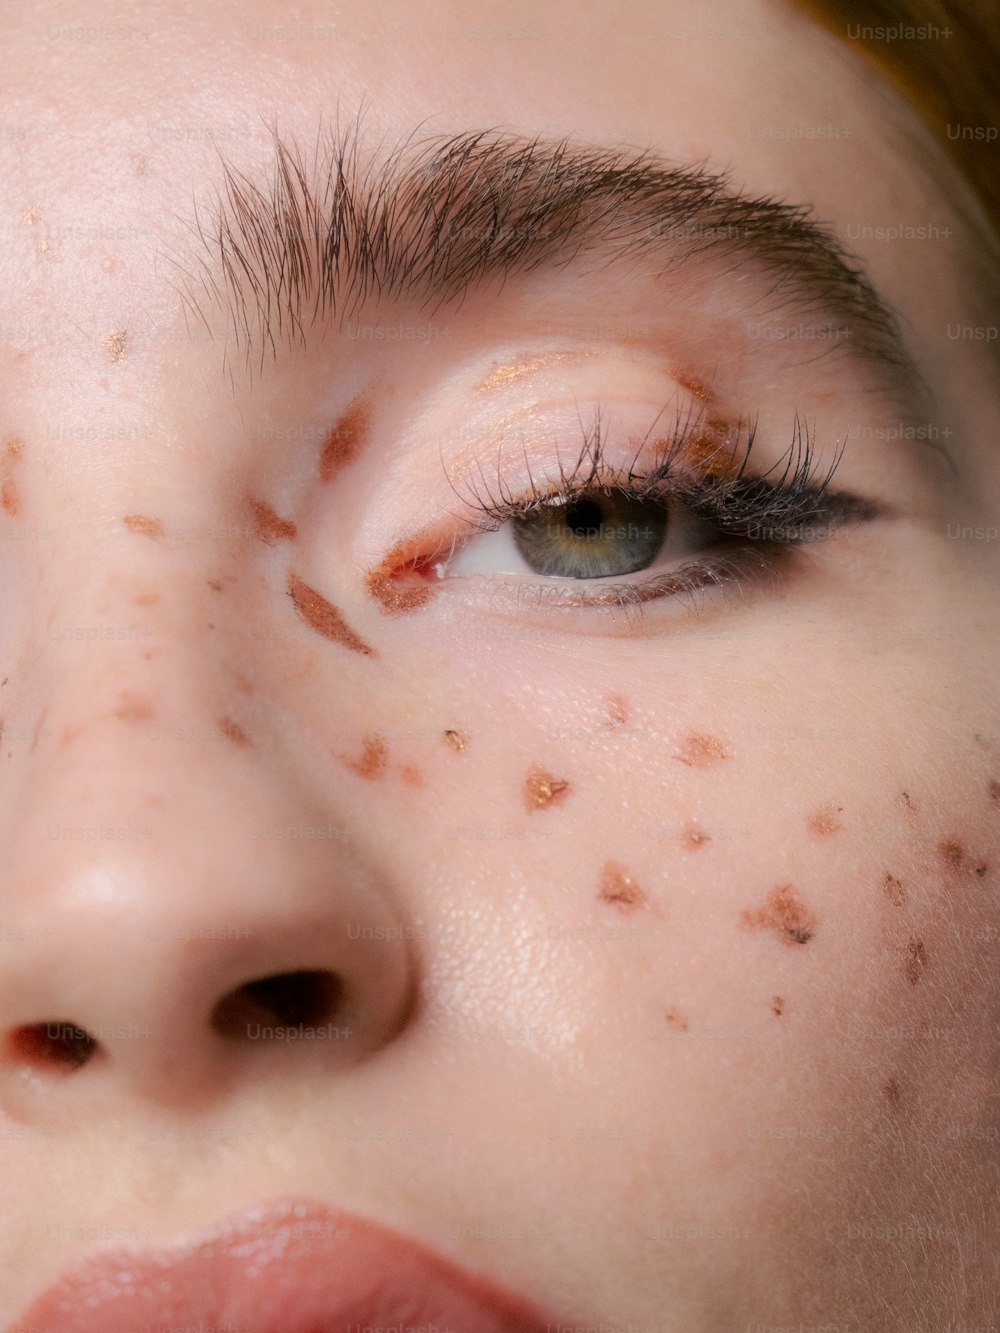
[378,400,881,628]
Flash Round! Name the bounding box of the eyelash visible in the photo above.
[440,406,879,619]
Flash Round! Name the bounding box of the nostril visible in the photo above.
[8,1021,99,1072]
[210,969,341,1040]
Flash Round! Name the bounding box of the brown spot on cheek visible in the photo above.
[365,537,437,615]
[114,693,155,722]
[938,839,965,868]
[218,716,252,747]
[681,823,711,851]
[771,995,784,1017]
[882,873,907,907]
[740,884,816,947]
[598,861,646,911]
[1,437,24,516]
[319,398,370,483]
[524,765,571,812]
[443,729,467,752]
[905,937,928,984]
[807,803,844,837]
[664,1009,689,1033]
[343,734,388,780]
[124,514,165,539]
[674,733,728,768]
[603,695,629,729]
[249,497,297,546]
[287,571,376,657]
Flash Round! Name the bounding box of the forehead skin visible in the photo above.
[0,1,999,1330]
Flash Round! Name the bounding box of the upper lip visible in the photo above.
[10,1198,555,1332]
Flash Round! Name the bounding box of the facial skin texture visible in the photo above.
[0,1,999,1329]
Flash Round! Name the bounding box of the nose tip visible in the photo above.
[0,693,419,1116]
[0,839,418,1115]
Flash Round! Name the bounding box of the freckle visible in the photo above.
[938,838,964,868]
[681,822,711,851]
[114,693,155,722]
[233,672,255,696]
[884,1077,901,1108]
[102,329,127,364]
[882,873,907,907]
[771,995,784,1016]
[124,513,165,539]
[598,861,646,911]
[365,536,436,615]
[287,570,376,657]
[399,763,425,787]
[1,478,19,515]
[28,708,48,753]
[664,1009,689,1033]
[248,497,297,546]
[132,592,159,607]
[905,937,928,985]
[524,764,571,812]
[674,733,728,768]
[343,734,388,780]
[142,650,154,661]
[603,694,629,729]
[443,729,467,752]
[807,803,844,837]
[740,884,816,947]
[59,722,86,752]
[319,397,370,483]
[207,578,224,592]
[218,716,252,747]
[675,370,713,401]
[974,863,988,878]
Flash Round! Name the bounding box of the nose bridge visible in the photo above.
[0,537,419,1115]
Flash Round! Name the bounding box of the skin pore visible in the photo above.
[0,0,999,1329]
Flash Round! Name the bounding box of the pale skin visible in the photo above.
[1,0,999,1329]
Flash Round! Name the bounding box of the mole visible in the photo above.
[249,498,297,545]
[598,861,646,911]
[343,734,388,780]
[319,398,371,484]
[674,733,728,768]
[287,571,376,656]
[740,884,816,947]
[664,1009,689,1032]
[771,995,785,1017]
[524,765,572,812]
[989,779,1000,804]
[443,729,467,752]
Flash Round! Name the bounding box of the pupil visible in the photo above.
[565,498,603,538]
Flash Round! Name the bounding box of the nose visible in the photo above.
[0,570,417,1119]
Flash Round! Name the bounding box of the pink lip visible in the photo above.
[11,1199,554,1332]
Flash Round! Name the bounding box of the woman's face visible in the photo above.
[3,0,999,1327]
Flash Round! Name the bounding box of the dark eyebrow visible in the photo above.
[176,125,922,393]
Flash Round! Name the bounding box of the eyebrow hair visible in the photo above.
[177,124,922,393]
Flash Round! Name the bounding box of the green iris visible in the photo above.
[512,490,668,578]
